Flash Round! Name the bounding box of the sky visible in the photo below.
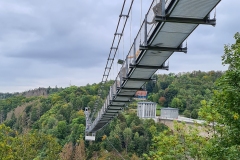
[0,0,239,93]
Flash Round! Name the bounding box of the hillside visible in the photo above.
[0,87,64,100]
[0,70,222,159]
[146,70,223,118]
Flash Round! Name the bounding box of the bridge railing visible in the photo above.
[89,0,173,132]
[120,0,171,81]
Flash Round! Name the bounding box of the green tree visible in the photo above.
[198,32,240,159]
[170,97,183,111]
[144,121,207,160]
[0,124,16,160]
[30,107,38,122]
[123,127,132,153]
[57,120,68,139]
[0,125,61,160]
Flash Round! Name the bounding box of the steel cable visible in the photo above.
[90,0,135,122]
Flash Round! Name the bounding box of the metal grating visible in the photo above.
[118,90,136,95]
[139,51,173,66]
[114,96,131,101]
[170,0,220,19]
[124,81,145,88]
[151,31,188,47]
[111,102,127,105]
[161,23,198,33]
[130,68,156,79]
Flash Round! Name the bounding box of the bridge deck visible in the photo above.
[87,0,221,133]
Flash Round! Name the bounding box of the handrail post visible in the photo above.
[162,0,166,17]
[144,14,147,46]
[109,86,112,100]
[115,80,118,92]
[119,74,122,86]
[207,13,210,19]
[133,38,136,63]
[126,59,128,78]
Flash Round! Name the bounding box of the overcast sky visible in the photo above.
[0,0,239,93]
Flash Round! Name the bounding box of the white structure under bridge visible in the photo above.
[137,102,156,118]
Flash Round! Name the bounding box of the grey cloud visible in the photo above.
[0,0,121,68]
[0,0,239,92]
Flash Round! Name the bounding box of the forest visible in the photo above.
[0,32,240,159]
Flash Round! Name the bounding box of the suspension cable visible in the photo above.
[89,0,156,131]
[123,32,124,60]
[116,36,120,77]
[140,0,142,43]
[106,137,125,160]
[186,38,188,48]
[90,0,135,121]
[130,9,132,48]
[100,122,131,160]
[214,7,216,19]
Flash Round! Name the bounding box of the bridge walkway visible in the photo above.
[86,0,221,133]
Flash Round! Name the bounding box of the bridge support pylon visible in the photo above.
[84,107,96,141]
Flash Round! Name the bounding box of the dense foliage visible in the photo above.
[0,73,223,159]
[145,32,240,159]
[144,122,208,160]
[146,70,223,118]
[0,82,114,159]
[0,73,221,159]
[94,112,167,159]
[198,32,240,159]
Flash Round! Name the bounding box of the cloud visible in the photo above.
[167,0,240,73]
[0,0,239,92]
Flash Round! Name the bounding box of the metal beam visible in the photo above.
[100,117,112,120]
[99,120,111,123]
[99,121,109,123]
[102,113,116,116]
[101,117,114,121]
[116,94,133,97]
[103,111,116,114]
[139,45,187,53]
[123,77,154,82]
[107,108,122,111]
[111,99,130,103]
[111,101,127,103]
[101,117,113,120]
[110,102,126,105]
[102,115,114,118]
[109,104,123,107]
[106,111,119,113]
[100,117,112,119]
[129,64,169,70]
[118,87,142,91]
[155,16,216,26]
[116,93,134,96]
[109,104,125,107]
[105,111,119,114]
[102,114,114,116]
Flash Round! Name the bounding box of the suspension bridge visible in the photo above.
[84,0,221,140]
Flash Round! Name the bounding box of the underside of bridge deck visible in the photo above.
[86,0,221,134]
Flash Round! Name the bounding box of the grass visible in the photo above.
[156,104,162,116]
[157,104,162,110]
